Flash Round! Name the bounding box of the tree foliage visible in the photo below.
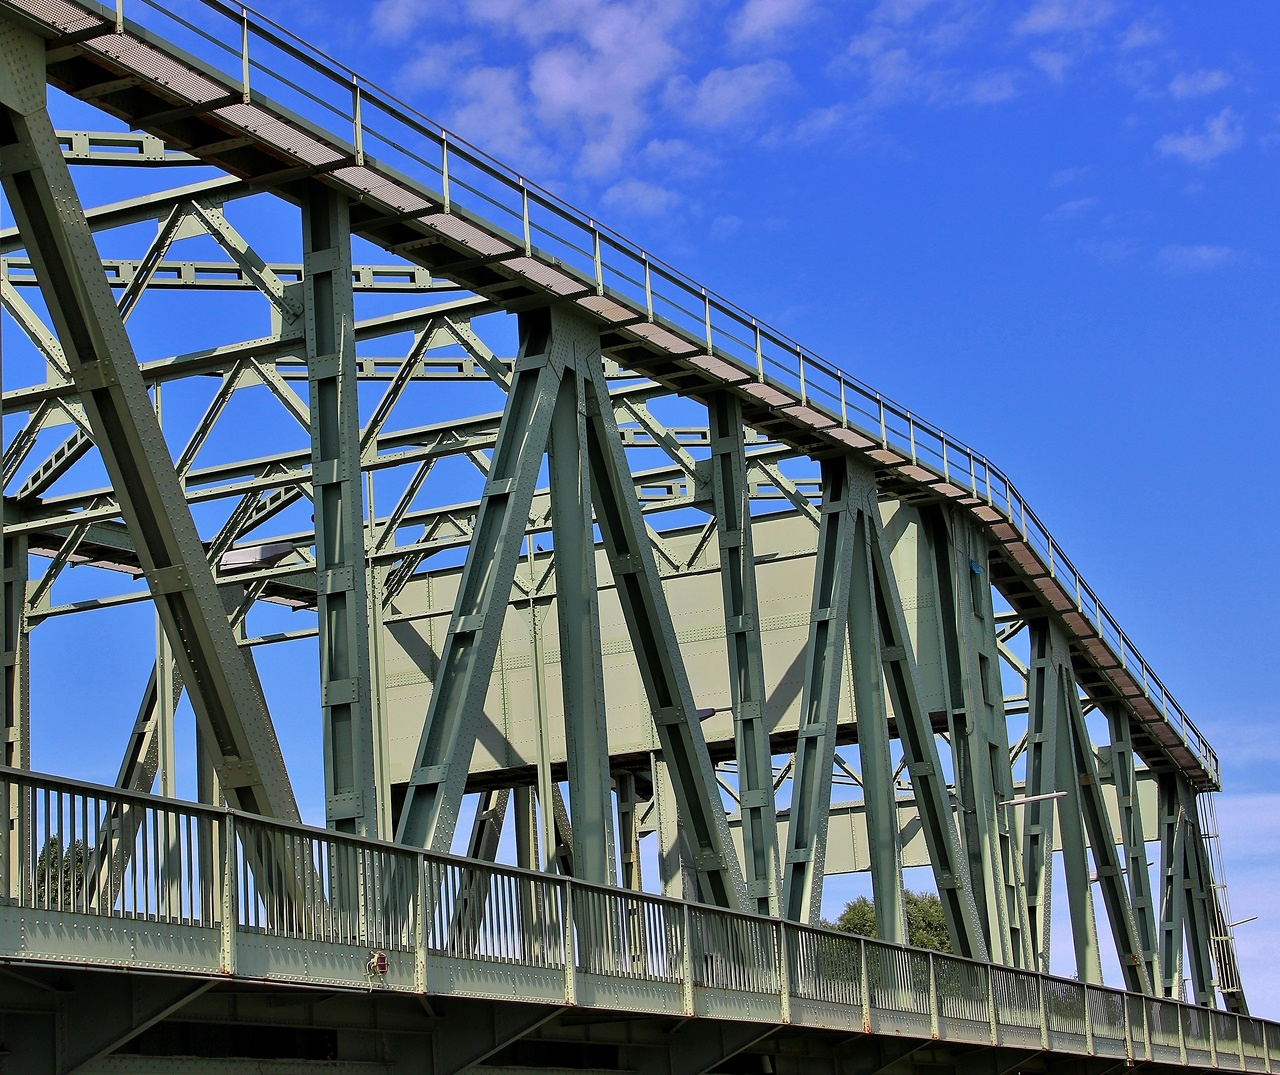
[834,890,952,953]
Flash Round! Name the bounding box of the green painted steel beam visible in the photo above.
[301,183,378,838]
[708,391,778,916]
[0,23,297,821]
[782,456,859,924]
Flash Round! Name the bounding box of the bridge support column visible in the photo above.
[548,348,616,886]
[1157,771,1188,998]
[397,305,741,906]
[1177,779,1217,1007]
[783,456,859,924]
[850,481,905,943]
[709,391,778,915]
[302,182,378,838]
[1,532,28,772]
[1024,617,1101,983]
[869,500,986,961]
[1106,707,1160,990]
[1063,689,1151,992]
[938,509,1029,968]
[0,21,297,821]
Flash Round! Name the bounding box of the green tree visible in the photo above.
[834,890,953,953]
[35,837,87,908]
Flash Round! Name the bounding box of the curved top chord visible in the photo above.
[0,0,1218,789]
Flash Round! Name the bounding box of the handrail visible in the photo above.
[3,0,1217,786]
[0,765,1267,1069]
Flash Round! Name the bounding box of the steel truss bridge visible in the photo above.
[0,0,1264,1071]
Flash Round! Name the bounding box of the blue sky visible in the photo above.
[238,0,1280,1007]
[9,0,1278,1013]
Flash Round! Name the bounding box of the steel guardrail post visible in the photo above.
[928,952,940,1039]
[1038,975,1050,1051]
[1084,986,1095,1055]
[986,966,998,1046]
[1212,1008,1220,1069]
[680,901,694,1017]
[859,937,872,1034]
[414,856,427,993]
[1123,993,1133,1063]
[562,878,577,1006]
[220,809,237,975]
[777,921,791,1024]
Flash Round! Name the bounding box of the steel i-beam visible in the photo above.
[936,509,1029,967]
[548,355,617,886]
[783,456,859,924]
[708,391,778,916]
[0,24,298,821]
[301,182,378,837]
[867,499,987,961]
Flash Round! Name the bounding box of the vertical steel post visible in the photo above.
[0,533,28,772]
[1179,779,1217,1007]
[548,359,616,886]
[1046,632,1103,984]
[783,456,858,923]
[581,348,744,909]
[302,183,377,837]
[848,503,906,944]
[869,505,987,961]
[708,391,778,915]
[652,750,694,899]
[1064,688,1152,994]
[1023,617,1062,974]
[1108,706,1160,991]
[1157,771,1188,998]
[936,509,1029,967]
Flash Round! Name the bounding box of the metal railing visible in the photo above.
[3,0,1217,784]
[0,766,1270,1068]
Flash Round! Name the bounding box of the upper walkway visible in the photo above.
[1,766,1272,1072]
[0,0,1217,788]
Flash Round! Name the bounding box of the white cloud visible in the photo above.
[1119,19,1162,49]
[1169,69,1232,100]
[845,25,933,105]
[449,66,557,176]
[640,138,713,178]
[729,0,813,46]
[1014,0,1116,36]
[1045,195,1098,219]
[1031,49,1072,82]
[398,41,480,90]
[600,178,681,215]
[965,70,1022,104]
[1156,244,1239,271]
[389,0,692,181]
[370,0,429,41]
[678,60,792,127]
[1157,107,1244,164]
[870,0,943,24]
[1050,164,1091,186]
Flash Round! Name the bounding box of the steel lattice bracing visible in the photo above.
[0,6,1256,1070]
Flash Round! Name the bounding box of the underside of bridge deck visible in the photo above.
[0,966,1242,1075]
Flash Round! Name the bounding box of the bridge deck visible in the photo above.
[1,767,1272,1071]
[0,0,1217,788]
